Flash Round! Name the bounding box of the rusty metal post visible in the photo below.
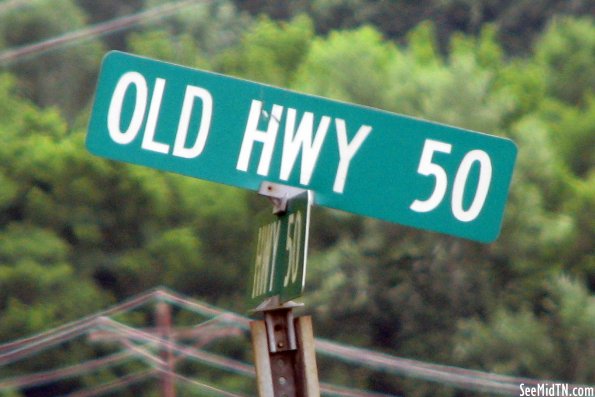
[251,303,320,397]
[156,302,175,397]
[294,316,319,395]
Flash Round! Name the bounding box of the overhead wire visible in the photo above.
[0,287,161,354]
[0,317,101,366]
[315,338,523,395]
[0,0,210,66]
[0,289,176,365]
[135,290,576,395]
[59,369,154,397]
[0,314,247,393]
[157,288,247,325]
[1,287,590,396]
[160,369,249,397]
[96,317,398,397]
[0,350,136,390]
[95,316,255,377]
[0,287,237,360]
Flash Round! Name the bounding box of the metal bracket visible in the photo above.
[250,296,304,353]
[259,182,309,214]
[250,297,306,397]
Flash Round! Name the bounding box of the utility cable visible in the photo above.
[157,288,247,325]
[95,317,255,377]
[0,318,100,366]
[0,317,244,391]
[0,350,135,390]
[158,368,249,397]
[1,288,590,396]
[0,0,209,66]
[59,368,154,397]
[92,317,394,397]
[0,288,159,354]
[0,289,168,363]
[156,290,593,395]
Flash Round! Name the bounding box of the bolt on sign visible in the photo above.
[87,51,517,243]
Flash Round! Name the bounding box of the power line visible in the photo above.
[60,369,154,397]
[1,288,589,396]
[154,290,587,395]
[316,339,520,395]
[1,314,385,397]
[96,316,255,377]
[94,317,396,397]
[0,318,100,366]
[0,351,135,390]
[164,370,248,397]
[0,0,209,66]
[0,288,165,360]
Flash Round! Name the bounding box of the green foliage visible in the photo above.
[218,14,314,86]
[543,97,595,178]
[0,0,104,120]
[237,0,595,54]
[388,23,514,132]
[294,24,393,108]
[454,276,595,381]
[141,0,250,55]
[128,30,206,68]
[455,307,556,377]
[535,17,595,106]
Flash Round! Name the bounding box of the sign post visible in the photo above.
[249,183,319,397]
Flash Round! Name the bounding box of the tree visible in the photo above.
[293,24,394,108]
[454,276,594,382]
[534,17,595,107]
[0,0,104,121]
[217,14,314,87]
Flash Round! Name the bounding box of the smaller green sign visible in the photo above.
[250,192,312,304]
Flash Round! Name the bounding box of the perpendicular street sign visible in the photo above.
[87,51,517,242]
[250,191,312,303]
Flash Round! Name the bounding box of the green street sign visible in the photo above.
[87,51,517,242]
[250,191,312,303]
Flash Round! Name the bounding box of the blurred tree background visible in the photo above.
[0,0,592,396]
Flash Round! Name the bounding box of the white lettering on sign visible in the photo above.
[251,219,281,298]
[281,109,331,185]
[236,100,284,176]
[334,119,372,193]
[106,71,213,158]
[173,86,213,158]
[236,100,372,194]
[142,77,169,154]
[410,139,493,222]
[283,210,302,287]
[108,71,147,144]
